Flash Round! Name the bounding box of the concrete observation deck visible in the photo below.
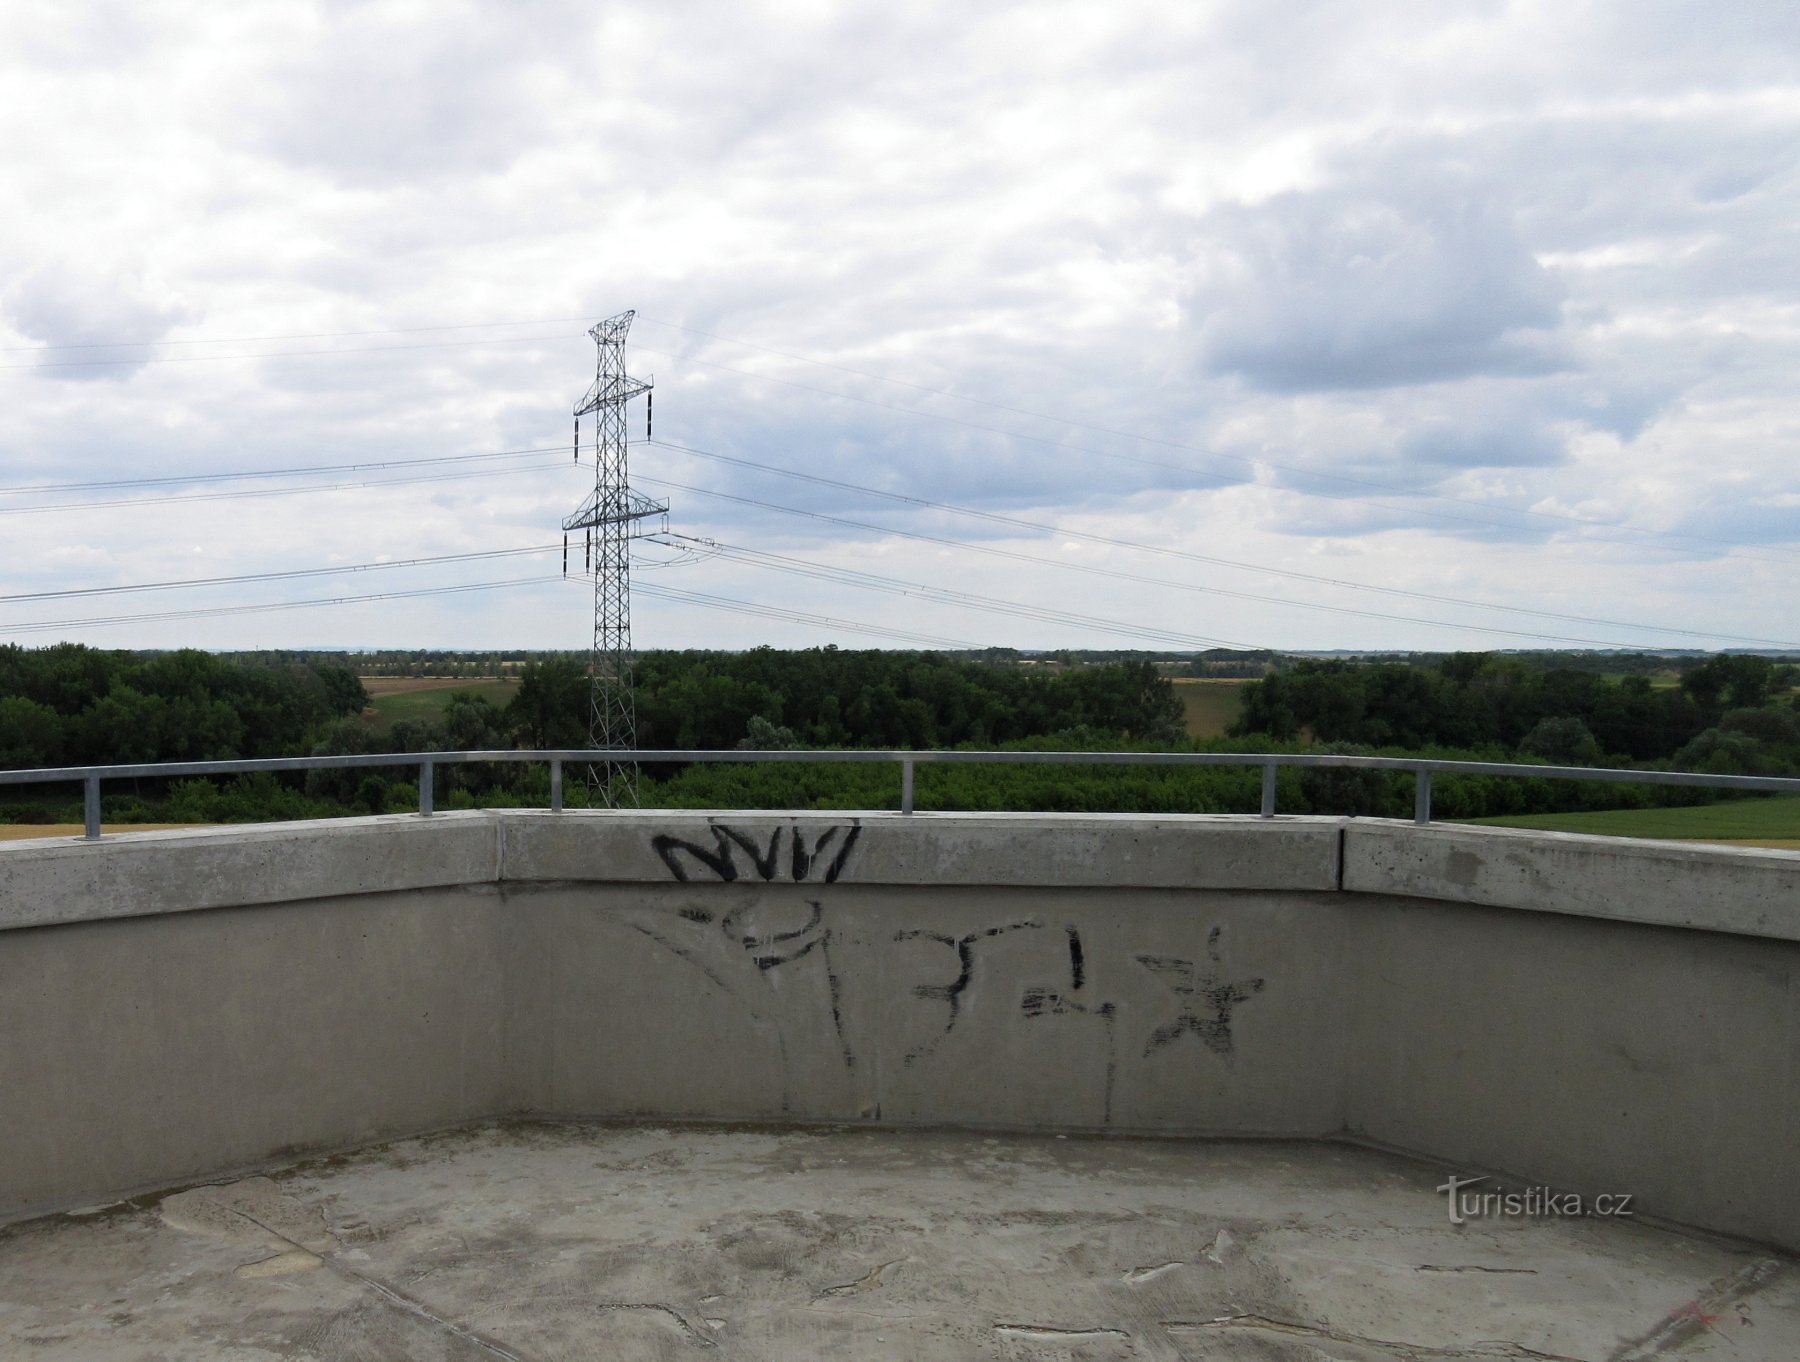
[2,811,1798,1358]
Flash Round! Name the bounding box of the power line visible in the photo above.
[0,544,563,603]
[639,473,1800,651]
[0,330,587,371]
[633,317,1800,565]
[0,576,568,634]
[0,444,565,497]
[635,583,979,650]
[6,432,1786,650]
[11,304,1789,564]
[0,521,1246,649]
[2,315,599,353]
[641,439,1800,648]
[671,535,1252,650]
[0,458,569,517]
[1,572,977,650]
[5,475,1786,652]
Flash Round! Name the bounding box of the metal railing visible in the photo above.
[3,748,1799,841]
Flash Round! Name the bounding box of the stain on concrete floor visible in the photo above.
[1,1121,1795,1360]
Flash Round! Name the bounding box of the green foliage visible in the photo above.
[1673,727,1770,776]
[6,643,1795,830]
[738,714,801,750]
[1518,716,1603,765]
[1681,654,1778,712]
[540,649,1189,752]
[506,658,589,748]
[0,696,62,768]
[110,772,345,825]
[0,644,368,770]
[1234,653,1715,764]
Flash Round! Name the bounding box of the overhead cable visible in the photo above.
[668,534,1251,650]
[626,333,1800,565]
[2,574,976,651]
[0,445,566,498]
[639,474,1800,652]
[0,459,568,517]
[643,438,1800,649]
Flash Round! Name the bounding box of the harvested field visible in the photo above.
[1171,677,1246,739]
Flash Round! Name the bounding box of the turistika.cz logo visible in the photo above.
[1436,1174,1634,1225]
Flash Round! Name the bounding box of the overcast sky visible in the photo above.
[3,0,1798,654]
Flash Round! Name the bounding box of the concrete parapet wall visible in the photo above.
[0,812,499,930]
[1345,820,1800,940]
[1346,896,1800,1256]
[501,810,1343,891]
[1,812,1796,1249]
[0,888,520,1221]
[516,882,1351,1137]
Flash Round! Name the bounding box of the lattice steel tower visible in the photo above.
[564,309,665,806]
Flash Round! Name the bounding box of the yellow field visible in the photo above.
[360,677,520,732]
[359,676,514,697]
[1171,678,1247,739]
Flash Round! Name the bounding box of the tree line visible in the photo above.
[0,644,368,770]
[4,643,1796,825]
[0,644,1190,822]
[1233,652,1800,776]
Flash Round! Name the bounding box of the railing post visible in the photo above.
[550,759,563,812]
[901,757,914,815]
[419,758,434,817]
[1414,769,1432,825]
[1260,762,1277,818]
[83,775,101,840]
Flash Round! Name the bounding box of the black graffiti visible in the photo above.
[894,920,1041,1063]
[627,922,740,1000]
[1136,927,1265,1059]
[721,900,824,969]
[653,893,856,1073]
[1021,927,1104,1019]
[1020,926,1118,1123]
[819,933,854,1072]
[646,823,862,1079]
[627,919,811,1110]
[652,822,862,884]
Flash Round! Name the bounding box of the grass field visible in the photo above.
[362,677,519,732]
[1171,678,1247,739]
[1460,795,1800,848]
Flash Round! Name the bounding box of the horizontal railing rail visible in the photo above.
[3,748,1799,841]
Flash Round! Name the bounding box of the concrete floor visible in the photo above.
[1,1123,1795,1362]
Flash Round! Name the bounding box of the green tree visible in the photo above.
[1683,655,1777,713]
[1518,716,1603,766]
[312,664,369,717]
[506,659,590,748]
[0,696,63,769]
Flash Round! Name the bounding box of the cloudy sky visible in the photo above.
[3,0,1798,654]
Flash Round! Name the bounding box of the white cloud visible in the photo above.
[0,0,1796,653]
[1186,176,1568,391]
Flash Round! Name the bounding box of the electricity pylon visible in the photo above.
[564,309,665,806]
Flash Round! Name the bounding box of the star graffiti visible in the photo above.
[1136,927,1266,1059]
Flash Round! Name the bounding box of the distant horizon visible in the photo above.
[28,642,1797,661]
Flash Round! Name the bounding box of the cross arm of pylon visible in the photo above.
[562,487,669,533]
[574,373,652,415]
